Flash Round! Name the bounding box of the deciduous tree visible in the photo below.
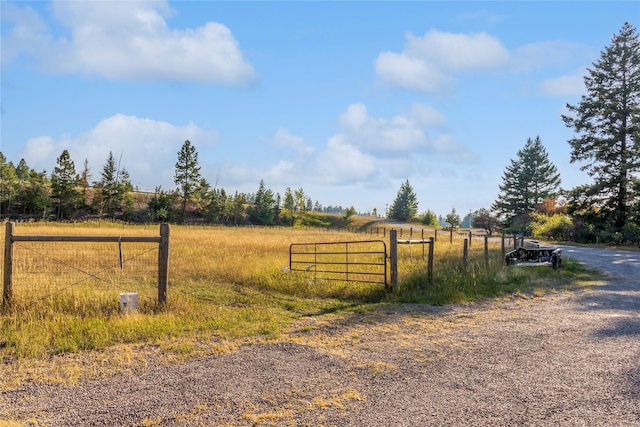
[472,208,500,235]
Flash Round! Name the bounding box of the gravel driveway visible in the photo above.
[2,247,639,426]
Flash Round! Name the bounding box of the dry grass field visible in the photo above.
[0,221,586,367]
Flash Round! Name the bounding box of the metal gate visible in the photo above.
[289,240,387,287]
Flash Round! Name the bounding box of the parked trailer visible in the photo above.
[505,240,562,269]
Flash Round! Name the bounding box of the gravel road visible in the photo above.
[2,246,639,426]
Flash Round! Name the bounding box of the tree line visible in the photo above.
[0,142,355,227]
[386,23,640,244]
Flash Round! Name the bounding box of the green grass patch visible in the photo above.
[395,257,593,305]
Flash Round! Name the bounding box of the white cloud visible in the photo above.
[375,51,452,93]
[407,103,448,129]
[273,128,314,156]
[22,114,218,191]
[539,68,586,97]
[213,102,473,189]
[0,3,51,66]
[2,1,256,85]
[404,30,510,71]
[315,135,379,184]
[334,102,463,157]
[375,29,592,96]
[22,105,475,200]
[298,103,474,186]
[375,29,509,94]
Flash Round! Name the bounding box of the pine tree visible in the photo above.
[493,136,561,227]
[15,159,29,181]
[21,170,51,218]
[445,208,461,230]
[563,22,640,231]
[101,151,131,218]
[174,140,202,222]
[248,179,276,225]
[79,159,92,208]
[0,153,18,216]
[388,180,418,222]
[51,150,80,219]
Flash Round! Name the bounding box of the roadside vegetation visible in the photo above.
[0,221,595,362]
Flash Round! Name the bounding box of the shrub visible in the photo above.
[530,213,573,240]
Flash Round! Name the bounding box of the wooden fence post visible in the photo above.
[484,235,489,265]
[501,233,506,258]
[450,229,453,244]
[3,221,14,307]
[158,223,170,304]
[463,238,469,269]
[389,229,398,293]
[427,237,434,286]
[434,229,438,242]
[469,231,472,247]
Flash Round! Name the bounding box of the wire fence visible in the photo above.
[1,223,163,311]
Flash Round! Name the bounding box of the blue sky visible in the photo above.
[1,1,638,217]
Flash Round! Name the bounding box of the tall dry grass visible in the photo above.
[0,221,588,359]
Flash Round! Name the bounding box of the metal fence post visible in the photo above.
[390,230,398,293]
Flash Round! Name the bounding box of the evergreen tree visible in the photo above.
[388,179,418,222]
[248,179,276,225]
[79,159,92,208]
[445,208,461,230]
[101,151,132,218]
[147,187,175,223]
[21,169,51,218]
[51,150,80,219]
[420,209,439,226]
[206,188,227,223]
[492,136,561,227]
[0,153,18,216]
[563,22,640,231]
[174,140,202,222]
[15,159,29,181]
[282,187,295,225]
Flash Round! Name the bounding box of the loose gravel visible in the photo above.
[1,246,639,426]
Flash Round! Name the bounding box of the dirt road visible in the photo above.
[2,246,639,426]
